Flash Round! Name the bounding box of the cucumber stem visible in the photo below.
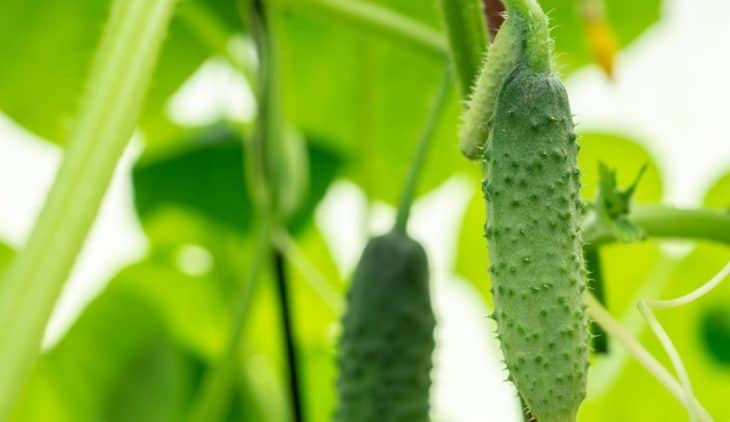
[394,69,453,233]
[438,0,489,95]
[0,0,176,416]
[583,205,730,246]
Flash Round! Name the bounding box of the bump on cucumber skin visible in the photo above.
[335,232,435,422]
[484,65,588,422]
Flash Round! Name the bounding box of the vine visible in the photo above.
[0,0,177,417]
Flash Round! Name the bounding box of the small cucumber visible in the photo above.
[335,231,434,422]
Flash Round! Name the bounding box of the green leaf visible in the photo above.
[132,124,344,236]
[275,1,468,204]
[10,281,168,421]
[11,249,289,421]
[0,242,13,277]
[577,132,663,204]
[704,171,730,211]
[102,339,201,422]
[540,0,662,74]
[0,0,238,145]
[593,162,648,243]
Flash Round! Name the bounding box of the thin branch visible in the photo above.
[585,293,712,421]
[394,69,454,233]
[273,250,305,422]
[637,261,730,422]
[645,261,730,309]
[272,228,344,314]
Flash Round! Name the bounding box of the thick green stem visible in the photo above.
[0,0,176,416]
[394,70,453,233]
[274,0,447,58]
[583,205,730,246]
[437,0,489,95]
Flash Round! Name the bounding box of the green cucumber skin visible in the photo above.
[484,64,588,422]
[336,232,435,422]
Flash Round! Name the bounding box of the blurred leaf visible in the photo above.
[700,305,730,365]
[103,339,201,422]
[0,0,238,145]
[704,171,730,211]
[11,280,168,421]
[132,124,344,236]
[0,242,13,277]
[275,1,468,204]
[577,132,663,204]
[12,249,289,421]
[541,0,662,75]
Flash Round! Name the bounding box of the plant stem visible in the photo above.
[394,70,454,233]
[272,250,305,422]
[189,1,294,419]
[585,294,712,421]
[583,205,730,246]
[272,228,344,313]
[637,261,730,422]
[274,0,447,59]
[187,219,272,422]
[245,0,284,215]
[584,247,609,354]
[437,0,489,95]
[0,0,176,417]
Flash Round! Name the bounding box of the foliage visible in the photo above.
[1,0,728,421]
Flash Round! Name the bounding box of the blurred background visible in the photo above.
[0,0,729,420]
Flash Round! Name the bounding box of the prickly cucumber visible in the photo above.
[335,231,434,422]
[468,1,590,421]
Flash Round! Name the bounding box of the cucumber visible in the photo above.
[461,1,589,420]
[335,231,434,422]
[485,63,588,422]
